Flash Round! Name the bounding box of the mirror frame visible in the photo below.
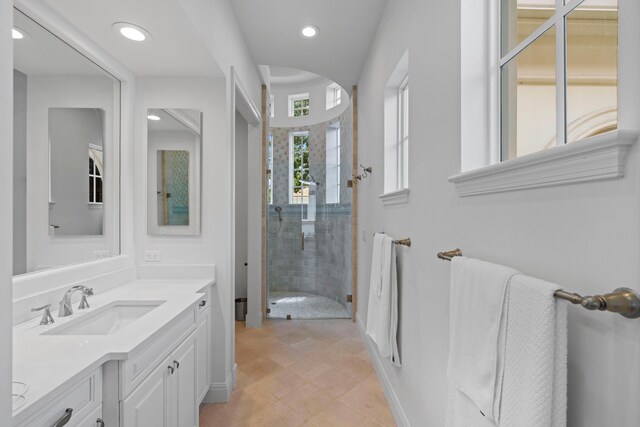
[146,108,202,236]
[11,3,128,287]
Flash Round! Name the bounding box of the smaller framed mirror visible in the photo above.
[147,109,202,236]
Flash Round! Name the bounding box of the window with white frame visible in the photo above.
[326,84,342,110]
[500,0,618,160]
[382,50,410,197]
[89,144,103,204]
[288,93,310,117]
[289,131,310,204]
[326,123,341,204]
[398,77,409,189]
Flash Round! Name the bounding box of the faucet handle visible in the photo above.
[31,304,54,325]
[78,288,93,310]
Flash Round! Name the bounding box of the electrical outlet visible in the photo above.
[93,250,109,259]
[144,250,162,262]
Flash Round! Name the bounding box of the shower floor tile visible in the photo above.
[268,291,350,319]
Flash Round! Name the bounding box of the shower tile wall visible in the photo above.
[267,105,353,313]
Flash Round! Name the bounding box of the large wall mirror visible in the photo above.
[147,109,202,236]
[13,8,121,276]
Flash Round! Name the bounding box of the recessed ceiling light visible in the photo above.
[12,28,27,40]
[112,22,151,42]
[301,25,319,38]
[147,115,161,121]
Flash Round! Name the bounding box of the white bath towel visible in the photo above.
[447,257,518,423]
[366,234,401,366]
[446,262,568,427]
[498,274,567,427]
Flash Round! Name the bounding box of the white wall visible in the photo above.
[357,1,640,426]
[135,76,233,398]
[235,111,249,299]
[1,0,14,422]
[270,78,348,128]
[179,0,261,108]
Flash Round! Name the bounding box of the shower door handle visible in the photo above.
[301,232,304,251]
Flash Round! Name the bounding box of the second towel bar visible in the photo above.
[437,248,640,319]
[374,232,412,247]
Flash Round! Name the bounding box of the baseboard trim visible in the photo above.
[203,367,235,404]
[356,314,411,427]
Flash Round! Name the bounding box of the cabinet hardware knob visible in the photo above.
[97,418,105,427]
[173,360,180,369]
[199,301,206,307]
[168,365,175,375]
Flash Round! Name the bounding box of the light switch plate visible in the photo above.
[144,250,162,262]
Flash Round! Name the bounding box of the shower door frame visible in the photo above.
[261,85,359,322]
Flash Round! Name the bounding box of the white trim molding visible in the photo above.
[379,188,410,206]
[356,315,410,427]
[449,130,638,197]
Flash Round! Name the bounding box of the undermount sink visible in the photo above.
[43,301,165,336]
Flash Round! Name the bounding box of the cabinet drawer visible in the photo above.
[15,369,102,427]
[120,307,196,398]
[73,403,103,426]
[196,286,211,317]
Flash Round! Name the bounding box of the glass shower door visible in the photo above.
[266,100,354,320]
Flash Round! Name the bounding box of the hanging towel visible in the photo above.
[446,261,568,427]
[446,257,518,424]
[366,234,401,367]
[498,274,567,427]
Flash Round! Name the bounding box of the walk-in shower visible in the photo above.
[265,70,354,319]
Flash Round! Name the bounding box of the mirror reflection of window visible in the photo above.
[89,145,103,204]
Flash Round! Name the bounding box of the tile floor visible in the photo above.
[199,320,397,426]
[268,291,350,319]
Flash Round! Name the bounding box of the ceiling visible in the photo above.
[39,0,222,77]
[269,66,324,85]
[231,0,388,90]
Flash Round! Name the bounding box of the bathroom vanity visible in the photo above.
[12,278,214,427]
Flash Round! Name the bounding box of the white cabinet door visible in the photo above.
[121,361,168,427]
[196,311,210,402]
[174,334,197,427]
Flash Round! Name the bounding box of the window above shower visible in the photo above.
[289,131,311,204]
[288,93,310,117]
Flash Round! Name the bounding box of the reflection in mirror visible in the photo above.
[49,108,105,236]
[147,109,201,235]
[12,8,120,275]
[157,150,190,226]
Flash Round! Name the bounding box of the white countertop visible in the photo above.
[12,278,214,424]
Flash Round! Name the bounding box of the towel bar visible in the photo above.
[373,232,412,247]
[437,248,640,319]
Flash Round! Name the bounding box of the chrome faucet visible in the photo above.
[31,304,54,325]
[58,285,94,317]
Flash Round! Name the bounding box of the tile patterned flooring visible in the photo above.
[268,291,350,319]
[199,320,397,426]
